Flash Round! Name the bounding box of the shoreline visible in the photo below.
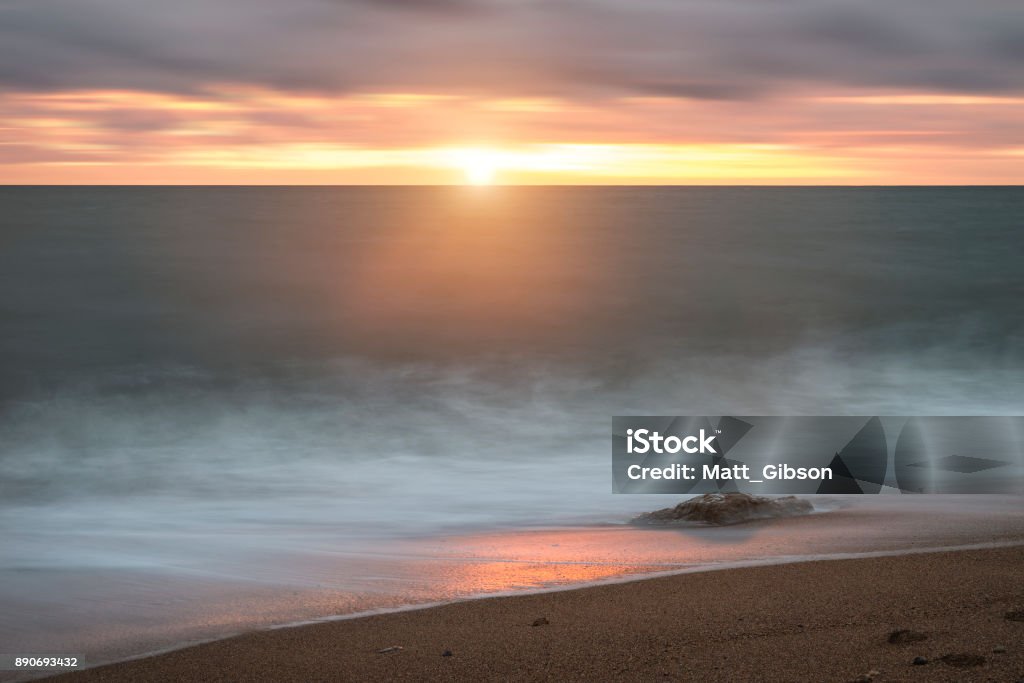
[5,496,1024,681]
[254,538,1024,632]
[41,540,1024,682]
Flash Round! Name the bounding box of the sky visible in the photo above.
[2,0,1023,184]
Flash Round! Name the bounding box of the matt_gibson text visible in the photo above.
[625,463,834,482]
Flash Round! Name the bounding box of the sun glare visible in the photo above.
[457,149,500,185]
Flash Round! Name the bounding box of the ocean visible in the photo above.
[1,186,1022,668]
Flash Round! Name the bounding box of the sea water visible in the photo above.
[1,187,1022,668]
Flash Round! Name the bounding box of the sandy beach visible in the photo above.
[46,543,1024,682]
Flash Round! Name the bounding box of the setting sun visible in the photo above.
[457,149,500,185]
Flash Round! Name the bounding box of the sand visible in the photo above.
[47,544,1024,682]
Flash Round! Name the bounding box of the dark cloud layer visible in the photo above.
[1,0,1023,98]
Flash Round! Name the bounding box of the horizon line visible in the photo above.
[2,183,1023,189]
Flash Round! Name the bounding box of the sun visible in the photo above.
[457,148,500,185]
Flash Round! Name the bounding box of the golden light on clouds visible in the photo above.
[814,94,1024,106]
[2,86,1023,184]
[121,142,855,183]
[2,0,1023,184]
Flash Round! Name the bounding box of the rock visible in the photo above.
[377,646,403,654]
[1005,609,1024,622]
[993,645,1006,653]
[888,629,928,644]
[442,650,453,657]
[912,656,928,666]
[632,493,813,526]
[939,653,985,667]
[532,617,550,627]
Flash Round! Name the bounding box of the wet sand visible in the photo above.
[47,544,1024,682]
[7,495,1024,677]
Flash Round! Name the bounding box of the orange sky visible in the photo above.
[3,0,1023,184]
[4,87,1019,185]
[3,86,1022,184]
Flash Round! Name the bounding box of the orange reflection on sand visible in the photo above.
[434,559,661,593]
[401,526,777,596]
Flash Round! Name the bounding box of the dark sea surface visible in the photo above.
[1,187,1023,524]
[0,187,1023,668]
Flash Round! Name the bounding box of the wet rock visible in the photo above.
[939,653,985,667]
[532,617,550,627]
[632,493,813,526]
[1005,609,1024,622]
[912,656,928,666]
[888,629,928,644]
[442,650,453,657]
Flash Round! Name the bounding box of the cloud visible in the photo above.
[339,0,486,14]
[1,0,1023,101]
